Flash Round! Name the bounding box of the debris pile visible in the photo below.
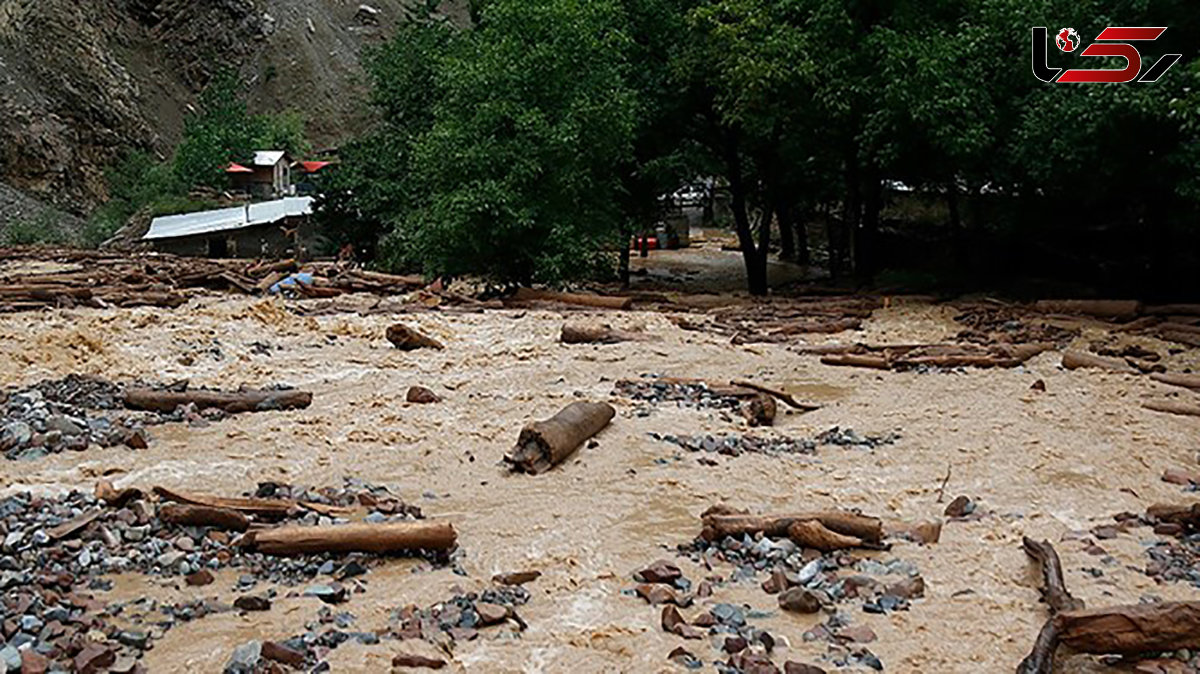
[0,249,428,313]
[0,480,451,673]
[651,427,898,460]
[2,375,151,460]
[1,375,312,461]
[391,585,531,645]
[953,305,1079,346]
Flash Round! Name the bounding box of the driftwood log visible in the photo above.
[124,388,312,413]
[740,394,776,427]
[1017,537,1200,673]
[700,509,883,545]
[729,379,821,411]
[246,522,457,555]
[1143,400,1200,418]
[1055,602,1200,654]
[787,519,865,551]
[820,353,890,370]
[560,322,652,344]
[1145,304,1200,317]
[152,486,351,519]
[1060,351,1138,374]
[1018,537,1083,674]
[510,288,632,310]
[1147,502,1200,528]
[158,503,250,532]
[1034,299,1142,321]
[1159,329,1200,348]
[1023,537,1084,614]
[504,401,615,474]
[386,324,444,350]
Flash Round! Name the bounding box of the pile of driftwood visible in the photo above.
[669,296,879,344]
[99,483,458,555]
[1017,537,1200,674]
[700,504,943,550]
[812,342,1056,371]
[0,249,426,313]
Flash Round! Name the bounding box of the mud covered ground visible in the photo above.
[1,249,1199,673]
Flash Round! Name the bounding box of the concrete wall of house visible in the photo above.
[149,216,317,259]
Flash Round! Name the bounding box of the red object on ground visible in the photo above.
[225,163,253,173]
[631,236,658,251]
[299,161,332,173]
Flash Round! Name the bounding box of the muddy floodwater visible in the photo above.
[2,277,1199,672]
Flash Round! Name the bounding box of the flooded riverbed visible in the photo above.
[1,291,1198,673]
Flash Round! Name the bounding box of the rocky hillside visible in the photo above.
[0,0,444,230]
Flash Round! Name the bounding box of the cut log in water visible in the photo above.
[560,322,652,344]
[820,353,890,370]
[1054,601,1200,655]
[1158,329,1200,348]
[154,486,297,519]
[1017,537,1082,674]
[124,388,312,413]
[1145,303,1200,317]
[1022,537,1084,614]
[1033,299,1142,321]
[246,521,457,555]
[510,287,633,310]
[787,519,864,551]
[159,503,250,532]
[1143,400,1200,417]
[504,401,616,474]
[700,510,883,544]
[729,379,821,411]
[386,324,444,350]
[1060,351,1138,374]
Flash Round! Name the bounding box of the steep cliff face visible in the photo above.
[0,0,421,225]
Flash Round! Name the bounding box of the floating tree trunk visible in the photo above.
[504,401,616,474]
[247,521,457,555]
[124,388,312,413]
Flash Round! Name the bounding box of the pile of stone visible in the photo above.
[651,427,899,460]
[391,585,530,645]
[615,379,743,413]
[0,479,436,673]
[0,375,154,461]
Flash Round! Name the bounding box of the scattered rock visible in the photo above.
[778,588,823,613]
[392,652,446,669]
[492,570,540,585]
[944,495,975,517]
[225,640,262,673]
[636,559,682,584]
[234,595,272,611]
[261,641,306,667]
[406,386,441,404]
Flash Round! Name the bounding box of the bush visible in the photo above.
[1,211,68,246]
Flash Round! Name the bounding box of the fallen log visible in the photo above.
[1150,372,1200,390]
[510,287,632,310]
[1158,329,1200,348]
[1143,400,1200,417]
[788,520,864,551]
[1022,537,1084,614]
[153,486,296,518]
[1157,322,1200,335]
[700,511,883,544]
[1055,601,1200,655]
[1146,502,1200,528]
[560,322,652,344]
[386,324,444,350]
[246,521,457,555]
[158,503,250,532]
[504,401,615,474]
[1145,304,1200,317]
[94,480,142,507]
[124,388,312,413]
[1060,351,1138,374]
[820,353,890,370]
[1017,538,1082,674]
[792,344,867,356]
[48,510,101,541]
[1034,299,1142,321]
[729,379,820,411]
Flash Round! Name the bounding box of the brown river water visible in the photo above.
[1,281,1198,673]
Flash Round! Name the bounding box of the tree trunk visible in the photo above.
[723,128,768,296]
[776,198,795,261]
[794,206,810,265]
[857,164,881,280]
[618,227,631,289]
[948,185,965,270]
